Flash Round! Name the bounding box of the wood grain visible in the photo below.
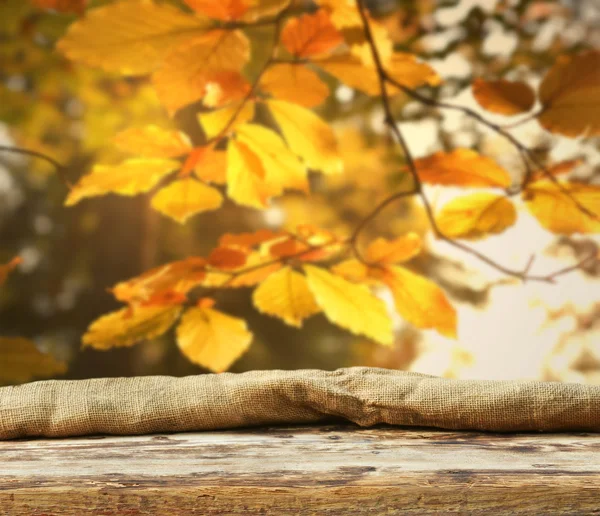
[1,425,599,514]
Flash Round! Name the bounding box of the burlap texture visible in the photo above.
[1,367,599,439]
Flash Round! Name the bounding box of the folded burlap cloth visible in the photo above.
[1,367,598,439]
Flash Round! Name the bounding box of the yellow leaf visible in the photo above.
[65,158,179,206]
[377,266,457,338]
[226,139,278,208]
[0,257,22,287]
[176,307,252,372]
[252,266,320,327]
[112,258,207,305]
[330,259,370,283]
[0,337,67,384]
[304,265,393,346]
[414,149,511,188]
[153,30,250,114]
[57,1,209,75]
[83,305,183,350]
[523,181,600,234]
[151,179,223,224]
[267,99,342,175]
[317,52,439,96]
[366,233,422,264]
[235,123,308,193]
[198,101,255,139]
[114,125,191,158]
[472,78,536,116]
[260,64,329,107]
[437,193,517,240]
[538,51,600,137]
[281,9,343,58]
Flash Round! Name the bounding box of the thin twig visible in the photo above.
[0,145,72,188]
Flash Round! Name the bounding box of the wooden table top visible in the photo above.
[1,424,599,514]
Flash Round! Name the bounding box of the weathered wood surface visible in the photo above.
[0,424,599,515]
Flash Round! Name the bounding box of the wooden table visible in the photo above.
[1,424,599,514]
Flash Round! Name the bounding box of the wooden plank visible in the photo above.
[0,425,599,514]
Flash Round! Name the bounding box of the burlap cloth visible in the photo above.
[0,367,598,439]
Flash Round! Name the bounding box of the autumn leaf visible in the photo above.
[153,30,250,114]
[260,64,330,107]
[0,337,67,385]
[472,78,536,115]
[375,266,457,338]
[0,257,22,286]
[252,266,320,327]
[65,159,179,206]
[538,51,600,137]
[227,139,279,208]
[436,193,517,240]
[176,307,252,372]
[414,149,512,188]
[57,1,209,75]
[114,125,191,159]
[185,0,289,22]
[112,257,207,305]
[198,101,255,139]
[219,229,287,249]
[365,233,422,264]
[183,0,248,21]
[235,123,308,193]
[203,71,251,108]
[523,180,600,234]
[267,99,343,175]
[82,305,183,350]
[317,52,439,96]
[304,265,393,346]
[190,147,228,184]
[281,9,343,58]
[207,246,248,269]
[151,179,223,223]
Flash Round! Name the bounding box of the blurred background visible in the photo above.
[1,0,599,383]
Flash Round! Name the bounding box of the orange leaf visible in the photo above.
[414,149,511,188]
[183,0,248,20]
[208,247,249,270]
[538,51,600,137]
[0,257,22,287]
[365,233,422,264]
[219,230,287,249]
[114,125,191,159]
[260,64,329,107]
[204,71,251,108]
[190,147,228,184]
[112,258,207,305]
[281,9,343,58]
[153,30,250,115]
[472,78,535,116]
